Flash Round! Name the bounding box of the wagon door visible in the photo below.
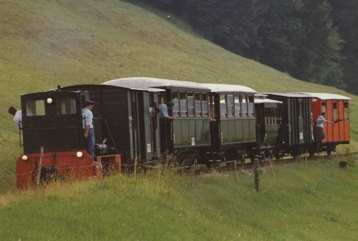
[140,91,161,161]
[298,98,304,144]
[255,103,265,146]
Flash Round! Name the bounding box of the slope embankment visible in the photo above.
[1,160,358,241]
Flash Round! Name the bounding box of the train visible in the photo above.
[16,77,351,189]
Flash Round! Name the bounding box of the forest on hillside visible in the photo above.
[141,0,358,94]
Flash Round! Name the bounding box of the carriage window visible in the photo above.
[179,95,187,117]
[234,95,241,117]
[172,96,180,117]
[248,96,255,117]
[209,96,216,119]
[26,99,45,116]
[227,95,234,118]
[220,95,227,118]
[241,96,248,116]
[202,96,209,117]
[321,102,326,113]
[333,102,339,121]
[58,97,77,115]
[195,95,202,117]
[187,95,195,117]
[277,109,282,124]
[344,102,349,120]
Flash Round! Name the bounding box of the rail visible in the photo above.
[0,152,356,193]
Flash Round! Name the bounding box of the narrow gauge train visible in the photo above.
[16,77,351,189]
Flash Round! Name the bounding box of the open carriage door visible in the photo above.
[140,91,161,161]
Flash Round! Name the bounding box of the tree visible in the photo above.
[295,0,343,86]
[138,0,346,89]
[329,0,358,92]
[186,0,265,57]
[257,0,304,72]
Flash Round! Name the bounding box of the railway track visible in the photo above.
[142,152,358,176]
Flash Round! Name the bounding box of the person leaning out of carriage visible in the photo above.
[159,98,175,120]
[82,100,96,159]
[158,97,175,151]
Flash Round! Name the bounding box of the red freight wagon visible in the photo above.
[301,93,351,153]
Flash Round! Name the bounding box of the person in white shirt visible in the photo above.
[82,100,96,159]
[315,112,333,152]
[8,106,22,129]
[159,102,174,120]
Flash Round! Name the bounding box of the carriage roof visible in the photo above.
[297,92,351,101]
[201,83,256,94]
[266,93,312,98]
[103,77,209,92]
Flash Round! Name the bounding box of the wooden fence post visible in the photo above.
[234,160,238,183]
[254,157,260,192]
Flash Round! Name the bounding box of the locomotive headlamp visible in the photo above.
[21,155,29,161]
[46,98,53,104]
[76,151,84,158]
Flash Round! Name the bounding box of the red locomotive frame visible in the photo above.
[16,150,121,189]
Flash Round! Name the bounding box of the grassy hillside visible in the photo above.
[0,0,357,192]
[1,159,358,241]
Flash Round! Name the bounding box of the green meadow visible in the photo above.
[1,159,358,241]
[0,0,357,240]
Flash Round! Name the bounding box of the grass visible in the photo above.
[0,1,357,239]
[0,159,358,241]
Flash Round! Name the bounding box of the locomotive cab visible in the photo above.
[17,90,113,189]
[21,90,85,155]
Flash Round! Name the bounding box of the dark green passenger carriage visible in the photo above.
[266,93,313,156]
[104,78,212,158]
[203,84,257,158]
[170,87,211,150]
[254,94,283,149]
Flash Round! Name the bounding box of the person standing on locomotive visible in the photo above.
[159,97,174,152]
[82,100,96,159]
[8,106,22,129]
